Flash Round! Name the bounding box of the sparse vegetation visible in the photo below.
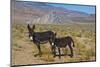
[12,23,96,65]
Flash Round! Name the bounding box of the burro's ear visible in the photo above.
[27,24,31,30]
[32,24,35,30]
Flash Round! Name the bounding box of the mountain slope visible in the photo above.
[11,1,95,24]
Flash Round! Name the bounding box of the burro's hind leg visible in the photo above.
[68,43,73,58]
[49,40,54,54]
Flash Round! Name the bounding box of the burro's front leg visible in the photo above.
[52,45,56,58]
[58,47,61,59]
[37,44,42,57]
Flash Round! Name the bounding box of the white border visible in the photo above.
[0,0,10,67]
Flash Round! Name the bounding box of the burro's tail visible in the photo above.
[71,38,75,47]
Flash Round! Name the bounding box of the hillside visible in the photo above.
[11,1,95,24]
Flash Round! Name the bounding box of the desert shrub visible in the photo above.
[13,43,22,48]
[84,48,95,60]
[71,32,82,37]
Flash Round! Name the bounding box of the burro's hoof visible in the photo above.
[70,54,73,58]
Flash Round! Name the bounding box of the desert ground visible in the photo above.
[11,22,96,66]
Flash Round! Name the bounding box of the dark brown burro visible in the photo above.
[27,24,55,57]
[52,33,75,59]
